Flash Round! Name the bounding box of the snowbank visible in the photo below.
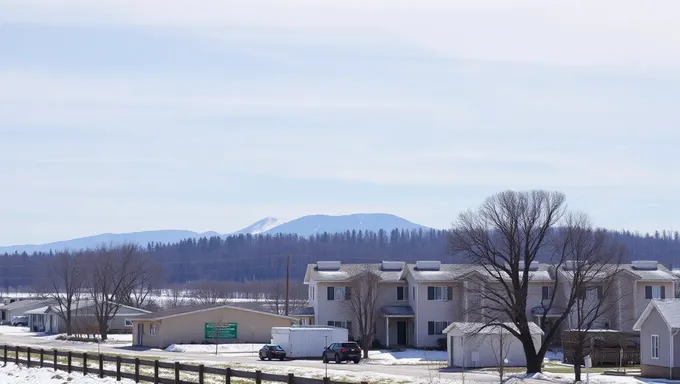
[165,343,264,353]
[0,363,134,383]
[504,372,643,384]
[367,349,448,365]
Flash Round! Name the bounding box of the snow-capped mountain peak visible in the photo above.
[232,217,288,235]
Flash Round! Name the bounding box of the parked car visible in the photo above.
[322,342,362,364]
[10,316,28,327]
[259,345,287,361]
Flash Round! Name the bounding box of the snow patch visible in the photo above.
[165,343,264,354]
[367,349,448,365]
[0,363,134,383]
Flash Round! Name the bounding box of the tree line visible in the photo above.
[1,225,679,288]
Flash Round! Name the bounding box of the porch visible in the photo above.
[380,306,415,347]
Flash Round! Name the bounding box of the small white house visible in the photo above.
[443,322,543,368]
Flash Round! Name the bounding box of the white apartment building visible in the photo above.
[292,260,677,348]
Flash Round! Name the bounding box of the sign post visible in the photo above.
[584,355,592,384]
[205,323,238,355]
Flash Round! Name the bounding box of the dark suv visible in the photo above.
[259,345,286,361]
[322,342,362,364]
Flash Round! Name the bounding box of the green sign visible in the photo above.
[205,322,237,340]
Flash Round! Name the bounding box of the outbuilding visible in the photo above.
[132,304,298,349]
[0,299,54,325]
[443,322,543,368]
[25,301,149,334]
[633,299,680,379]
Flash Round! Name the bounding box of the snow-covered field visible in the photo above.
[0,363,134,384]
[367,349,447,365]
[166,343,264,353]
[505,372,645,384]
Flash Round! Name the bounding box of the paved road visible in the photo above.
[0,331,503,383]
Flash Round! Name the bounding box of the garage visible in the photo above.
[443,322,543,368]
[132,304,297,349]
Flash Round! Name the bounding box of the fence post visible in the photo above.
[199,364,205,384]
[174,361,180,383]
[15,346,19,365]
[288,373,294,384]
[3,345,6,366]
[256,370,262,384]
[225,367,231,384]
[27,347,31,368]
[67,351,72,373]
[40,349,44,368]
[116,356,122,381]
[323,377,330,384]
[154,360,159,384]
[135,358,140,383]
[99,354,104,378]
[83,352,88,376]
[53,349,57,371]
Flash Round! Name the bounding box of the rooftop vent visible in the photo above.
[415,261,441,271]
[631,260,658,271]
[563,260,588,271]
[381,261,405,271]
[503,261,540,271]
[316,261,341,271]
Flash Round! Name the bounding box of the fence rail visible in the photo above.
[2,345,363,384]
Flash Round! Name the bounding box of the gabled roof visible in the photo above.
[443,322,544,336]
[381,305,415,317]
[292,307,314,316]
[304,263,405,283]
[24,306,52,315]
[620,263,678,281]
[133,304,297,322]
[633,299,680,331]
[0,299,53,311]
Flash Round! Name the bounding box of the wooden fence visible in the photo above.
[2,345,364,384]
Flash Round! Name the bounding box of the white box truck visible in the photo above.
[271,326,348,359]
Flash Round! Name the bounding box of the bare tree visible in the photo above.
[487,327,514,384]
[190,281,226,305]
[120,260,164,310]
[85,244,149,340]
[264,280,307,315]
[344,266,381,358]
[44,250,87,335]
[556,215,626,381]
[167,285,187,308]
[450,190,624,373]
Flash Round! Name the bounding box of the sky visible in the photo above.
[1,0,679,245]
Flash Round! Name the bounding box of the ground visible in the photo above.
[0,363,134,383]
[0,326,652,384]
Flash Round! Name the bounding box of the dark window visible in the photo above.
[447,286,453,300]
[542,286,551,300]
[597,286,604,300]
[427,287,435,300]
[397,286,405,301]
[645,286,652,299]
[428,321,435,335]
[327,286,335,301]
[661,286,666,299]
[327,321,334,326]
[345,287,351,300]
[412,286,415,300]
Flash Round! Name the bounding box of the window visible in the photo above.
[651,335,659,359]
[645,286,666,299]
[327,287,350,301]
[397,286,405,301]
[427,286,452,301]
[124,319,133,327]
[428,321,449,335]
[542,286,553,301]
[327,321,352,333]
[412,286,416,300]
[150,323,158,336]
[586,287,603,300]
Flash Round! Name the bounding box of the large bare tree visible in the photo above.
[344,266,381,358]
[85,244,150,340]
[450,190,624,373]
[44,250,87,335]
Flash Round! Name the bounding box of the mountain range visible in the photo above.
[0,213,429,254]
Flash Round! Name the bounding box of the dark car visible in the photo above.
[259,345,286,361]
[322,342,362,364]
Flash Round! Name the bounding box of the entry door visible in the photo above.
[137,323,144,345]
[396,321,407,345]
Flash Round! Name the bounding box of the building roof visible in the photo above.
[380,305,415,317]
[633,299,680,331]
[304,263,405,283]
[620,263,678,281]
[292,307,314,316]
[0,299,52,311]
[443,322,544,336]
[24,306,52,315]
[134,304,297,322]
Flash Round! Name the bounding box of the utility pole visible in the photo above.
[285,254,291,316]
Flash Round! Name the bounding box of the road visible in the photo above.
[0,330,505,383]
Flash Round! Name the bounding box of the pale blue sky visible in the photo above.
[1,1,679,245]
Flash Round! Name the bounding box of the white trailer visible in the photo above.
[271,326,348,358]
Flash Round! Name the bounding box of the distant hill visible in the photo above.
[264,213,428,237]
[0,213,428,254]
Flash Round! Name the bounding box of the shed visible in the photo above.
[132,304,298,349]
[24,301,150,334]
[633,299,680,379]
[443,322,543,368]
